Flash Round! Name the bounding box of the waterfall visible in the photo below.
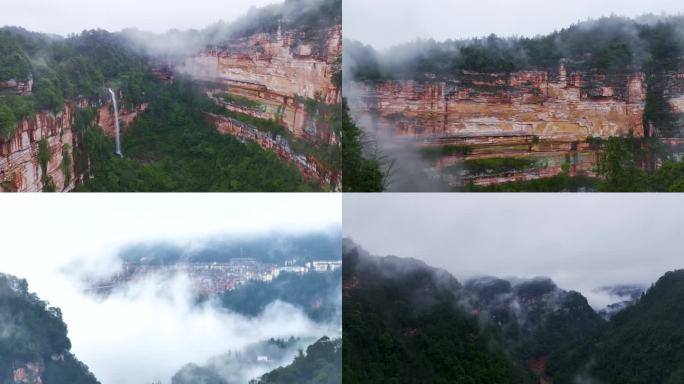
[107,88,122,157]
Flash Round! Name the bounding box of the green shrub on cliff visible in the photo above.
[471,136,684,192]
[341,100,385,192]
[37,137,57,191]
[220,101,342,172]
[61,144,72,186]
[461,157,538,176]
[0,104,17,139]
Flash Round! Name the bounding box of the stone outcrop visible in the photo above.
[0,77,33,95]
[0,93,145,192]
[97,101,148,136]
[208,113,341,190]
[348,63,647,186]
[182,24,342,144]
[664,71,684,114]
[13,362,42,384]
[0,104,76,192]
[351,64,646,140]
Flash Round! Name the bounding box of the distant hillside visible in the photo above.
[0,273,99,384]
[464,276,603,365]
[170,337,340,384]
[219,269,341,323]
[171,338,302,384]
[342,240,533,383]
[346,15,684,81]
[251,337,341,384]
[207,0,341,41]
[118,232,342,265]
[343,239,684,383]
[548,270,684,384]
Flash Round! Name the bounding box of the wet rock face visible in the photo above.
[350,66,646,141]
[97,102,148,136]
[0,104,76,192]
[183,25,341,142]
[208,113,341,190]
[0,77,33,96]
[347,65,649,187]
[664,72,684,113]
[13,363,42,384]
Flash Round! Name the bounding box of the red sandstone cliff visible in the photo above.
[182,24,342,143]
[665,71,684,115]
[97,101,148,136]
[0,104,76,192]
[348,64,651,186]
[0,77,33,96]
[0,93,146,192]
[208,113,341,190]
[350,64,646,141]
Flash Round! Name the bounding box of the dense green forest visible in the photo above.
[219,270,341,322]
[0,28,151,140]
[171,338,302,384]
[0,14,335,191]
[466,136,684,192]
[343,240,684,383]
[118,232,341,265]
[346,15,684,81]
[252,337,341,384]
[0,273,100,384]
[220,101,342,173]
[547,270,684,384]
[0,28,151,115]
[464,277,603,364]
[341,100,385,191]
[74,80,318,192]
[342,242,533,383]
[171,337,341,384]
[202,0,341,43]
[345,16,684,191]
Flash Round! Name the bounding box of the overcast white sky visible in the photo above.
[0,193,340,282]
[344,194,684,308]
[0,193,340,384]
[344,0,684,49]
[0,0,280,36]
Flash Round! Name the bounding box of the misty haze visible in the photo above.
[0,194,342,384]
[343,193,684,383]
[342,1,684,192]
[0,0,342,192]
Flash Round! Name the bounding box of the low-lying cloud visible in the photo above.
[0,194,341,384]
[343,194,684,309]
[58,272,336,384]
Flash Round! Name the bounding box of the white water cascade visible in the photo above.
[107,88,122,157]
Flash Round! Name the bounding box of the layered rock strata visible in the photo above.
[207,113,341,190]
[0,104,76,192]
[182,24,342,144]
[348,64,647,186]
[0,95,145,192]
[351,65,646,140]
